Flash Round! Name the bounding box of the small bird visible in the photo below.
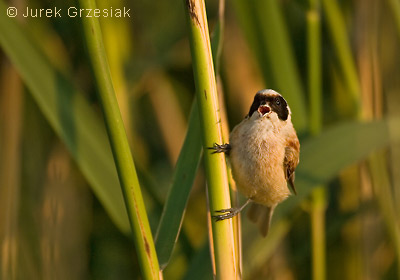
[210,89,300,236]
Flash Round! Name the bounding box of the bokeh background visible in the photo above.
[1,0,400,279]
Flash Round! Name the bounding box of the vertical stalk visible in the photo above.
[79,0,160,279]
[0,63,23,280]
[184,0,237,279]
[308,1,327,279]
[211,0,242,275]
[310,188,327,280]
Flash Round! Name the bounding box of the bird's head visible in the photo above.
[247,89,291,123]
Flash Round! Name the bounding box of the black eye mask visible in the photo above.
[247,93,289,121]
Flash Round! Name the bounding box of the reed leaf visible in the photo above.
[155,101,202,269]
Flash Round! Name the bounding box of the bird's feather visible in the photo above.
[284,138,300,195]
[247,203,275,237]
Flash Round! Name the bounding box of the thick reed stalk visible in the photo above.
[79,0,160,278]
[184,0,237,278]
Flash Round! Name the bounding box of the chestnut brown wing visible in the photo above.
[284,138,300,195]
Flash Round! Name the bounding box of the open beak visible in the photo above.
[258,105,271,115]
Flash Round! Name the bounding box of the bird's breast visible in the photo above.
[229,119,290,206]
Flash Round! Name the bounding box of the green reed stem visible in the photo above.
[79,0,160,278]
[184,0,237,278]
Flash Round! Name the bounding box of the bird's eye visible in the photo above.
[275,98,281,106]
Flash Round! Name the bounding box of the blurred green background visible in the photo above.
[1,0,400,279]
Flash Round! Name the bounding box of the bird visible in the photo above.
[209,89,300,236]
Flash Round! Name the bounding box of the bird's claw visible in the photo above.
[214,208,234,213]
[213,207,239,221]
[208,143,231,154]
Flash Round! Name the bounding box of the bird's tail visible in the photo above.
[247,203,275,237]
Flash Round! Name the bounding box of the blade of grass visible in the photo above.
[155,100,202,269]
[0,0,129,233]
[79,0,160,278]
[184,0,237,278]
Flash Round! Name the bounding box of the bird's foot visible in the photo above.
[213,207,241,221]
[213,199,252,221]
[208,143,231,154]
